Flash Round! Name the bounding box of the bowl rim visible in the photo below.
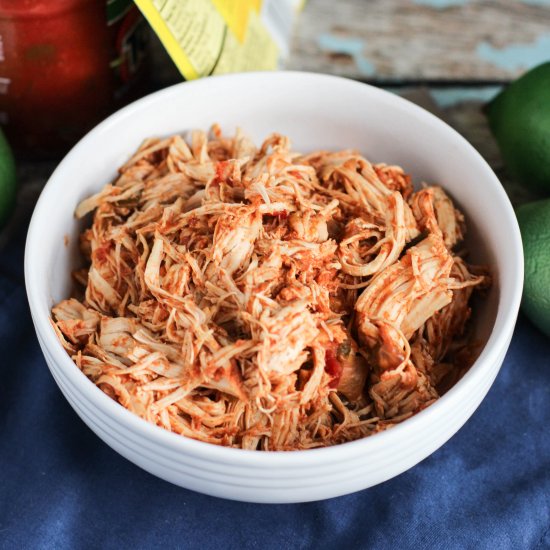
[24,71,524,468]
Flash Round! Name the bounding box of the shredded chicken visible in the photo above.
[52,127,490,450]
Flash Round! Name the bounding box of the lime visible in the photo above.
[0,128,16,227]
[486,62,550,196]
[516,199,550,337]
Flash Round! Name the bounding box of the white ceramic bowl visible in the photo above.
[25,72,523,503]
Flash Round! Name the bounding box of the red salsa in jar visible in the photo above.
[0,0,148,157]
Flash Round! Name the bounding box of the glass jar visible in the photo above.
[0,0,149,157]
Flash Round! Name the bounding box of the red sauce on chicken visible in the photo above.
[325,347,343,388]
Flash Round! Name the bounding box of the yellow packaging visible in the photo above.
[134,0,303,80]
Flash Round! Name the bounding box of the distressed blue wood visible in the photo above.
[427,86,501,108]
[412,0,469,8]
[477,34,550,71]
[521,0,550,6]
[289,0,550,81]
[317,34,375,77]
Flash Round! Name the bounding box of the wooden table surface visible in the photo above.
[4,0,548,248]
[290,0,550,82]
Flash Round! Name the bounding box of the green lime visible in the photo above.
[516,198,550,337]
[486,62,550,196]
[0,128,16,227]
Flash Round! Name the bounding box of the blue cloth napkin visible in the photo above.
[1,219,549,550]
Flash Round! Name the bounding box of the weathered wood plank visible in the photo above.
[287,0,550,81]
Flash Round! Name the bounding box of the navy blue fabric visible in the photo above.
[1,220,549,550]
